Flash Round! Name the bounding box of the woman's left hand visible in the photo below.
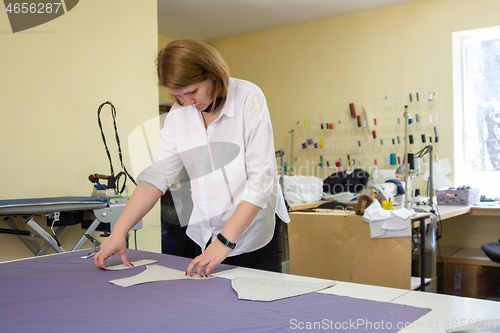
[186,240,232,277]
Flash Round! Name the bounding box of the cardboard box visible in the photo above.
[443,263,500,299]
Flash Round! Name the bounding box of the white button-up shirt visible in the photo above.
[141,78,289,256]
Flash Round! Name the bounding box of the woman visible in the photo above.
[94,39,289,277]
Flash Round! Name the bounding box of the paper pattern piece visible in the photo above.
[363,200,415,238]
[109,264,213,287]
[106,259,158,271]
[231,277,335,302]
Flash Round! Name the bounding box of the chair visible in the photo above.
[481,240,500,264]
[481,239,500,301]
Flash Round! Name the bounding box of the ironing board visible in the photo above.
[0,196,136,256]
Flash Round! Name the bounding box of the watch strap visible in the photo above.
[217,233,236,249]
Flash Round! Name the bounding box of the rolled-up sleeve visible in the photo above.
[139,109,184,194]
[240,91,277,209]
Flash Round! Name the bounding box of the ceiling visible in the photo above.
[157,0,415,41]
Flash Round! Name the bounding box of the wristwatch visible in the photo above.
[217,233,236,249]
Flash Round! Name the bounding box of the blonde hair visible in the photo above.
[157,39,230,111]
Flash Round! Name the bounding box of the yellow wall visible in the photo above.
[158,34,175,104]
[0,0,161,262]
[208,0,500,247]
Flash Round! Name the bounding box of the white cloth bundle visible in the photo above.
[363,200,416,238]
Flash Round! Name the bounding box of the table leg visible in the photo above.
[72,218,102,251]
[5,217,40,255]
[25,218,65,253]
[420,216,426,292]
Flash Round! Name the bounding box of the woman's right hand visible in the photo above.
[93,233,132,270]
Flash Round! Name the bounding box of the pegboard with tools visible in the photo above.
[293,104,370,177]
[367,89,440,169]
[291,88,440,178]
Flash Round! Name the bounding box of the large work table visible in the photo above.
[1,249,499,333]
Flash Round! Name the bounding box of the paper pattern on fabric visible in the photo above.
[231,277,336,302]
[109,265,213,287]
[363,200,415,238]
[106,259,158,271]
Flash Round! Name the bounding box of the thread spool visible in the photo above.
[350,103,356,118]
[390,153,397,166]
[414,157,421,173]
[409,135,414,144]
[408,152,415,171]
[421,134,426,143]
[385,156,390,165]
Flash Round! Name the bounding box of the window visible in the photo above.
[453,25,500,197]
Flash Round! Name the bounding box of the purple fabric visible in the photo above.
[0,250,431,332]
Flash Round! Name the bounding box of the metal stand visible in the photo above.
[276,149,289,262]
[80,234,101,258]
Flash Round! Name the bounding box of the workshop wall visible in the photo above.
[208,0,500,247]
[0,0,161,261]
[158,34,175,104]
[209,0,500,182]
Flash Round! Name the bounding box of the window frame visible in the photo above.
[452,25,500,196]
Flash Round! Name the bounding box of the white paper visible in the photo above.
[106,259,158,271]
[231,277,335,302]
[109,264,213,287]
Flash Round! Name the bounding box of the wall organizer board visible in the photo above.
[292,88,440,181]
